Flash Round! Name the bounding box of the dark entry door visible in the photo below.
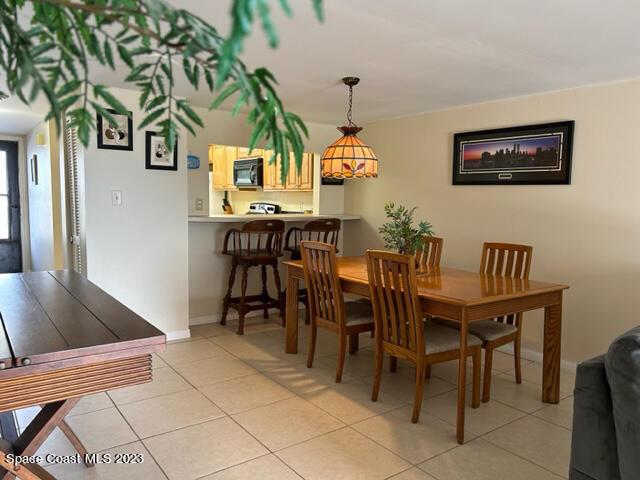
[0,141,21,273]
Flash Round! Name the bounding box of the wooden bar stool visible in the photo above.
[284,218,341,260]
[284,218,341,325]
[220,220,285,335]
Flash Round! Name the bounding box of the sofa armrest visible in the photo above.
[605,326,640,480]
[570,355,621,480]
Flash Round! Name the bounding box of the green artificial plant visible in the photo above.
[0,0,323,183]
[379,202,434,255]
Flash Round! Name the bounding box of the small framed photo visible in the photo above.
[30,154,38,185]
[452,121,574,185]
[145,131,178,171]
[96,109,133,150]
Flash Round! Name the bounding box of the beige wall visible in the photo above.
[343,78,640,364]
[84,88,189,339]
[25,122,65,271]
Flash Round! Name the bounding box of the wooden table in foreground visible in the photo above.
[284,256,568,444]
[0,270,166,480]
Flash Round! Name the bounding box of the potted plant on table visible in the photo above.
[379,202,434,255]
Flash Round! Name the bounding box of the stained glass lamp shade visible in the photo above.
[321,77,378,179]
[321,126,378,178]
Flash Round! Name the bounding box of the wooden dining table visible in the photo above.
[284,256,568,444]
[0,270,166,480]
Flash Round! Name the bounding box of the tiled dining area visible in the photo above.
[23,314,575,480]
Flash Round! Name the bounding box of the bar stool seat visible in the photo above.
[221,219,285,335]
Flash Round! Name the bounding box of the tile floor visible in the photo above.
[22,314,574,479]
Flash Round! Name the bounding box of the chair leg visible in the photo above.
[336,334,347,383]
[304,298,310,325]
[221,259,237,326]
[372,345,383,401]
[261,265,269,319]
[424,365,432,380]
[482,344,493,403]
[349,333,359,355]
[237,265,248,335]
[389,356,397,373]
[472,348,481,408]
[272,262,285,323]
[411,362,426,423]
[514,332,523,384]
[306,321,317,368]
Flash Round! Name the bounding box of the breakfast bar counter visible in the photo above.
[188,213,360,325]
[189,213,361,223]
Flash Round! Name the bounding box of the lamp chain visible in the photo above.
[346,84,354,126]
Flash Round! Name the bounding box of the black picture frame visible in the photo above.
[96,109,133,151]
[145,131,178,171]
[30,154,38,185]
[321,176,344,186]
[452,121,574,185]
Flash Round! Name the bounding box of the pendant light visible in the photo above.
[321,77,378,178]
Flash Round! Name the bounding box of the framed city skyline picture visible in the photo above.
[452,121,574,185]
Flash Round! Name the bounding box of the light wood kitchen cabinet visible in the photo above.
[237,147,262,158]
[286,153,314,191]
[209,145,238,191]
[214,145,313,192]
[263,149,285,191]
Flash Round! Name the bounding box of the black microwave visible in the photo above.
[233,158,263,188]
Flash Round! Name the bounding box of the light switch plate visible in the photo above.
[111,190,122,206]
[195,198,204,211]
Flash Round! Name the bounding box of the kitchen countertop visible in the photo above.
[189,213,361,223]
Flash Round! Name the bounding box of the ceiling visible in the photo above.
[168,0,640,124]
[3,0,640,132]
[0,91,49,135]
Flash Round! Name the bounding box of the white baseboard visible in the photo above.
[496,344,577,374]
[188,310,264,326]
[187,316,578,374]
[189,315,218,326]
[166,329,191,342]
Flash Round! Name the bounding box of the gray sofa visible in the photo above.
[570,326,640,480]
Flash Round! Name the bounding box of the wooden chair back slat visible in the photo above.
[285,219,341,260]
[480,242,532,279]
[366,250,423,358]
[480,242,533,325]
[222,220,284,258]
[416,236,443,270]
[301,241,345,329]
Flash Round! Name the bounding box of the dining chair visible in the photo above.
[301,241,374,382]
[416,236,444,343]
[475,242,533,402]
[366,250,482,423]
[284,218,341,325]
[416,235,443,270]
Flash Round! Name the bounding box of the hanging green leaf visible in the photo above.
[0,0,324,181]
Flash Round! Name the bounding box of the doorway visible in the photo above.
[0,140,22,272]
